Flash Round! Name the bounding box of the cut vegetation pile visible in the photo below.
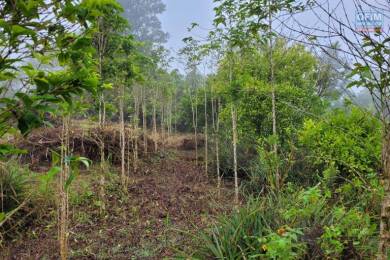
[15,125,156,171]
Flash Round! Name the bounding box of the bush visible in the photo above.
[299,107,382,183]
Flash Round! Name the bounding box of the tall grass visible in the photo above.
[0,161,28,213]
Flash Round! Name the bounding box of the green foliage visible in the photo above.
[254,228,306,260]
[220,40,321,143]
[38,166,61,195]
[319,206,377,259]
[192,198,268,259]
[206,39,324,186]
[64,156,91,190]
[0,0,103,142]
[69,180,94,207]
[347,36,390,104]
[299,107,382,182]
[283,185,328,225]
[0,144,26,159]
[49,150,91,191]
[0,0,386,258]
[0,162,33,242]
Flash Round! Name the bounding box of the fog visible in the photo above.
[159,0,215,70]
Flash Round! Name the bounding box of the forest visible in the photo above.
[0,0,389,259]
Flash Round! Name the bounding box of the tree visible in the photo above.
[212,0,245,206]
[118,0,168,44]
[232,0,310,189]
[86,0,127,128]
[105,34,139,187]
[0,1,138,258]
[84,0,128,206]
[0,0,97,142]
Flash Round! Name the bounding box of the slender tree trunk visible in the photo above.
[211,87,221,192]
[133,88,140,173]
[127,129,131,176]
[166,98,170,137]
[96,17,108,215]
[153,90,158,153]
[168,97,173,137]
[195,93,198,166]
[190,91,198,165]
[204,87,208,177]
[174,91,177,134]
[142,88,147,156]
[102,97,106,126]
[228,50,239,206]
[133,135,138,173]
[231,105,239,205]
[98,86,105,168]
[97,26,106,207]
[119,85,126,187]
[98,125,106,214]
[98,29,104,129]
[161,100,165,144]
[269,0,279,190]
[211,95,215,135]
[59,115,70,260]
[379,129,390,260]
[99,93,103,128]
[216,98,221,194]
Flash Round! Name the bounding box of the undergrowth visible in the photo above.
[188,182,380,259]
[0,161,48,244]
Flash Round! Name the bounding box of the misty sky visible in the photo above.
[159,0,389,71]
[159,0,215,70]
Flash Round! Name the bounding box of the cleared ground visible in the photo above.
[2,135,233,259]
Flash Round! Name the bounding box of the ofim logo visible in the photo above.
[355,11,384,32]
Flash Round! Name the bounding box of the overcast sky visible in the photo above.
[158,0,389,71]
[159,0,215,70]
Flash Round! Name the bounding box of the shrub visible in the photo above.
[254,227,306,260]
[299,107,381,183]
[319,207,377,259]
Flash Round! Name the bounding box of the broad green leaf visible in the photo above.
[34,77,50,93]
[0,144,27,157]
[11,25,36,38]
[46,166,61,179]
[16,93,33,107]
[17,110,42,135]
[0,71,17,81]
[102,83,113,90]
[65,171,76,190]
[51,150,60,166]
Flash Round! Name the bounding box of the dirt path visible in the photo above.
[2,139,232,259]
